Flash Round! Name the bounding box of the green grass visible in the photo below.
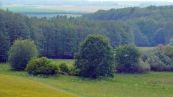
[0,74,78,97]
[51,59,75,68]
[1,60,173,97]
[138,47,154,53]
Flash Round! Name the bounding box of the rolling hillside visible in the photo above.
[0,60,173,97]
[0,74,78,97]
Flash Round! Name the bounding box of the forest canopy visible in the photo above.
[0,6,173,62]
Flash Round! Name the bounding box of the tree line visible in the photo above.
[1,6,173,62]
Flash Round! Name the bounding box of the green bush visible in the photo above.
[68,66,79,76]
[58,63,79,76]
[8,40,38,70]
[75,35,115,78]
[159,46,173,58]
[59,63,70,75]
[146,46,173,71]
[26,57,59,76]
[137,60,150,73]
[115,45,147,73]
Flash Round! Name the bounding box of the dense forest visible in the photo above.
[1,6,173,62]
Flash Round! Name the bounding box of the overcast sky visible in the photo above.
[1,0,173,5]
[0,0,173,2]
[89,0,173,1]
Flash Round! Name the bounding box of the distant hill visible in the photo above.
[84,6,173,46]
[1,6,173,60]
[84,6,173,20]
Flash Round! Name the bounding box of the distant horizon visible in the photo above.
[1,0,173,3]
[1,0,173,13]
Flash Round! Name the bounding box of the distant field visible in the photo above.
[138,47,154,53]
[51,59,75,67]
[1,60,173,97]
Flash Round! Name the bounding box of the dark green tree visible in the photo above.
[8,39,38,70]
[75,35,115,78]
[7,15,30,44]
[115,45,141,73]
[0,32,10,62]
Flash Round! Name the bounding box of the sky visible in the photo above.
[89,0,173,1]
[0,0,173,2]
[1,0,173,13]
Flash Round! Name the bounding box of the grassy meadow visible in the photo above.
[0,74,78,97]
[0,59,173,97]
[1,3,173,97]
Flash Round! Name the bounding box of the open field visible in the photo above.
[0,60,173,97]
[138,47,154,53]
[0,74,78,97]
[51,59,75,67]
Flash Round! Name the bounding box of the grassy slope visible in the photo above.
[0,59,173,97]
[0,64,78,97]
[0,74,78,97]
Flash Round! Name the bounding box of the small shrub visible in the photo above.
[68,66,79,76]
[115,45,147,73]
[26,57,59,76]
[8,39,38,70]
[59,63,70,75]
[59,63,79,76]
[159,46,173,58]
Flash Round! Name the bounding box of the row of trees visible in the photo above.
[9,35,173,79]
[8,39,74,76]
[8,35,143,79]
[1,6,173,62]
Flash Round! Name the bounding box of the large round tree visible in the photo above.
[8,39,38,70]
[75,35,115,78]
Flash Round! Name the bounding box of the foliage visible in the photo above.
[26,57,59,76]
[1,6,173,60]
[8,39,38,70]
[68,66,79,76]
[137,59,151,73]
[146,46,173,71]
[59,63,70,75]
[0,32,10,62]
[85,6,173,46]
[58,63,79,76]
[75,35,115,78]
[115,45,144,73]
